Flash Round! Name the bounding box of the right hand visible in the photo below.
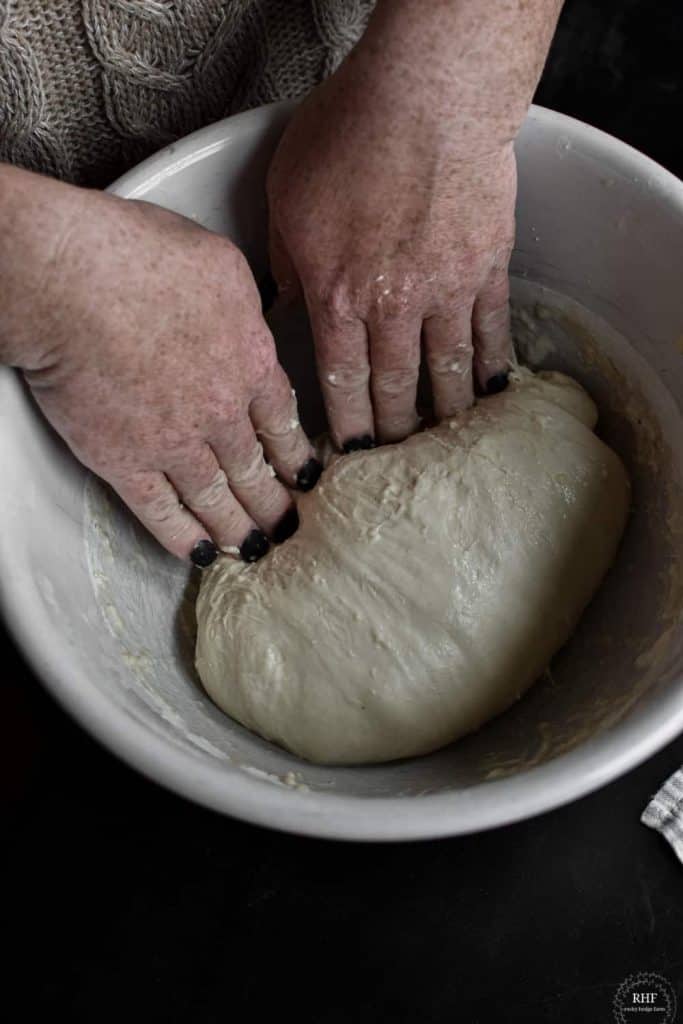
[9,188,320,565]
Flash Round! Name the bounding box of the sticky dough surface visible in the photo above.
[195,370,630,765]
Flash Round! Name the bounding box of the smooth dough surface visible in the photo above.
[196,370,630,765]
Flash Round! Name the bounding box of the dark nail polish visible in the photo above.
[296,457,323,492]
[257,270,278,313]
[240,528,270,563]
[485,372,510,395]
[190,539,218,568]
[342,434,376,453]
[272,505,299,544]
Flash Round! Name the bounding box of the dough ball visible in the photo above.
[195,369,630,764]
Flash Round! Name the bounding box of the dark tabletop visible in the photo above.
[4,2,683,1020]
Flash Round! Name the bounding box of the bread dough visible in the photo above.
[195,369,630,765]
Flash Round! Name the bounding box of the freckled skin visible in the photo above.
[268,0,564,446]
[0,167,314,560]
[0,1,562,559]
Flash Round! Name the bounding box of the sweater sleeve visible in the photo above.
[0,0,374,187]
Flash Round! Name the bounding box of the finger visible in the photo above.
[112,470,218,566]
[249,362,321,492]
[309,303,374,451]
[268,221,302,307]
[368,316,422,444]
[472,266,514,395]
[166,444,269,562]
[211,418,299,543]
[422,309,475,420]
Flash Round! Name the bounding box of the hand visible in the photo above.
[7,185,320,564]
[267,58,516,449]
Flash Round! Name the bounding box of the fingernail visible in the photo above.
[257,270,278,313]
[296,457,323,492]
[272,505,299,544]
[190,539,218,568]
[240,528,270,563]
[342,434,376,453]
[485,372,509,395]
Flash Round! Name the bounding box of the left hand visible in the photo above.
[267,55,516,450]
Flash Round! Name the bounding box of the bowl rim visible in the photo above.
[3,101,683,841]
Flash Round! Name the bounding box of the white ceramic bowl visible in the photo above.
[1,102,682,840]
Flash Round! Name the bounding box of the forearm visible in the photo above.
[349,0,563,152]
[0,163,80,369]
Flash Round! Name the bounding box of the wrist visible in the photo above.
[348,0,562,154]
[0,165,84,370]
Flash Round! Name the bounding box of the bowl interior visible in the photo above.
[1,103,682,835]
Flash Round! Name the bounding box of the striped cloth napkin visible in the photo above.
[642,769,683,864]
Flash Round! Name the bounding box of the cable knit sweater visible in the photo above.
[0,0,374,187]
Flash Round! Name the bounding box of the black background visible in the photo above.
[3,1,683,1020]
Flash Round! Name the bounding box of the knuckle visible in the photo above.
[479,301,509,337]
[317,275,356,324]
[372,291,410,320]
[372,365,418,398]
[253,393,303,444]
[186,468,229,510]
[140,489,182,525]
[322,364,370,393]
[428,351,473,379]
[229,442,269,488]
